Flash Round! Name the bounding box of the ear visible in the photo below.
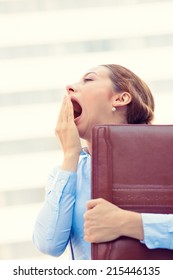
[112,92,132,107]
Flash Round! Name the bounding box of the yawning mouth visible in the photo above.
[71,98,82,120]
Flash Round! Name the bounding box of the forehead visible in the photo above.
[83,66,110,79]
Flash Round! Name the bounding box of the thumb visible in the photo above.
[86,198,103,211]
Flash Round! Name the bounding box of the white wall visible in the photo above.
[0,0,173,259]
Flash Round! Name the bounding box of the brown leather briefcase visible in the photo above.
[91,125,173,260]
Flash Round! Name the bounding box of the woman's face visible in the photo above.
[66,66,116,140]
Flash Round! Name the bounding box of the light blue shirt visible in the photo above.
[33,149,173,259]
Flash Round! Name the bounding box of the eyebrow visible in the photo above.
[83,71,98,78]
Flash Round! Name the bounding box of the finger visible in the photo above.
[86,198,103,211]
[83,222,92,242]
[84,234,92,243]
[56,96,67,125]
[61,96,74,124]
[55,96,69,137]
[61,95,69,123]
[66,96,74,122]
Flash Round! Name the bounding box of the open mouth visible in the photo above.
[71,98,82,120]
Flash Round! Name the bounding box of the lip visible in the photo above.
[70,96,83,123]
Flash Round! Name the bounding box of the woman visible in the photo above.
[33,64,173,259]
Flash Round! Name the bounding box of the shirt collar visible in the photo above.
[81,147,90,157]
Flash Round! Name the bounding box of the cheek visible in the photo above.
[84,99,97,114]
[83,89,112,115]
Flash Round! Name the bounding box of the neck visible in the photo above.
[84,141,92,155]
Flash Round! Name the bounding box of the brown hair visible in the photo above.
[103,64,155,124]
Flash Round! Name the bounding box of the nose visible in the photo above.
[66,83,78,95]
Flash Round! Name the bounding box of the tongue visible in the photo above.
[73,102,81,113]
[72,100,82,119]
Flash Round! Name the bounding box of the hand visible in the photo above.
[84,198,123,243]
[84,198,144,243]
[55,96,82,171]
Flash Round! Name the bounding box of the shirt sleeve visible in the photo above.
[33,166,77,257]
[141,213,173,249]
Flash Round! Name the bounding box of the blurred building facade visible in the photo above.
[0,0,173,259]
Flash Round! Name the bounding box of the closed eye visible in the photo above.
[84,78,93,82]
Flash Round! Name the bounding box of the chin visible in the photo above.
[74,122,85,138]
[77,127,86,140]
[78,125,92,142]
